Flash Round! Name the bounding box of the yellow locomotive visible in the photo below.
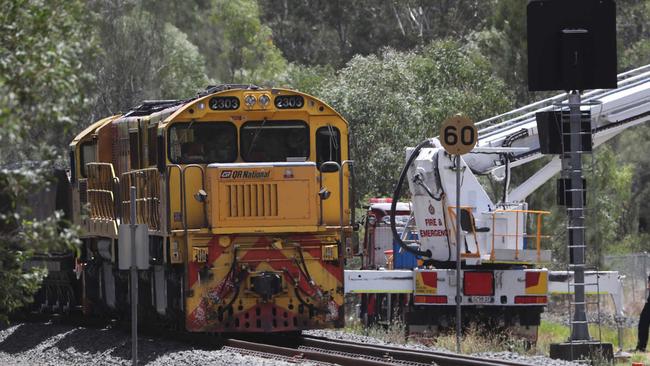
[68,85,352,332]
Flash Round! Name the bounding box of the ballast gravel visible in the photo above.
[0,321,595,366]
[0,322,301,366]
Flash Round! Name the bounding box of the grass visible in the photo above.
[346,319,409,345]
[346,320,528,354]
[429,324,529,354]
[345,319,650,365]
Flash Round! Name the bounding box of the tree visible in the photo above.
[88,1,209,118]
[0,0,95,161]
[0,0,90,321]
[314,40,512,199]
[210,0,287,84]
[259,0,496,68]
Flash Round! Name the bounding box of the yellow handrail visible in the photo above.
[446,207,550,262]
[86,163,118,221]
[121,167,161,230]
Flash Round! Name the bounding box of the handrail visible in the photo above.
[342,160,354,255]
[120,167,161,230]
[112,176,120,221]
[445,207,550,262]
[86,162,118,221]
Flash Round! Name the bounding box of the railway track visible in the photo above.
[13,312,533,365]
[227,334,532,366]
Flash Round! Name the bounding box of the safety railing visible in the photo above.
[489,209,550,262]
[86,163,119,221]
[121,167,161,231]
[446,207,550,262]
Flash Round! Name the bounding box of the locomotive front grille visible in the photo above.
[208,162,319,229]
[226,183,278,217]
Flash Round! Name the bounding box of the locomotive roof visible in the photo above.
[161,85,349,127]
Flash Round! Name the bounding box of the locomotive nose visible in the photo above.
[250,271,283,301]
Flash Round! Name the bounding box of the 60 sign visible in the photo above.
[439,115,477,155]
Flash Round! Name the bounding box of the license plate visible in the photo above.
[470,296,493,304]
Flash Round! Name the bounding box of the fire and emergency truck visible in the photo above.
[346,64,650,340]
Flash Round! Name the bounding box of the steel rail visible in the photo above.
[225,338,395,366]
[299,334,532,366]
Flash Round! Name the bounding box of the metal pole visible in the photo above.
[567,91,589,341]
[130,185,138,366]
[455,154,462,353]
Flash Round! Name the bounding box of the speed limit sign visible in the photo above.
[440,115,478,155]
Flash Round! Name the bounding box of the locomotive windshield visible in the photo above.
[168,122,237,164]
[240,120,309,162]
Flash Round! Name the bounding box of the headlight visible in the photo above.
[259,94,270,107]
[244,94,257,107]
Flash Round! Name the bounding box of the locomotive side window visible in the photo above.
[80,141,97,177]
[129,129,140,170]
[316,125,341,172]
[240,120,309,162]
[168,122,237,164]
[147,125,157,167]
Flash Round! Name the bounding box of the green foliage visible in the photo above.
[0,0,95,161]
[89,3,209,117]
[259,0,496,67]
[315,41,512,199]
[584,146,634,264]
[157,23,209,99]
[0,167,81,322]
[617,0,650,60]
[211,0,287,84]
[279,63,335,96]
[0,0,88,321]
[622,39,650,70]
[532,145,638,268]
[618,0,650,71]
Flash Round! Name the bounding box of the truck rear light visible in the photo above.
[526,272,541,287]
[463,271,494,296]
[514,295,547,304]
[414,295,447,304]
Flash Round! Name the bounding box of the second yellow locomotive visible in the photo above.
[68,85,352,332]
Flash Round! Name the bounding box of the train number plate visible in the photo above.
[193,247,209,263]
[469,296,493,304]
